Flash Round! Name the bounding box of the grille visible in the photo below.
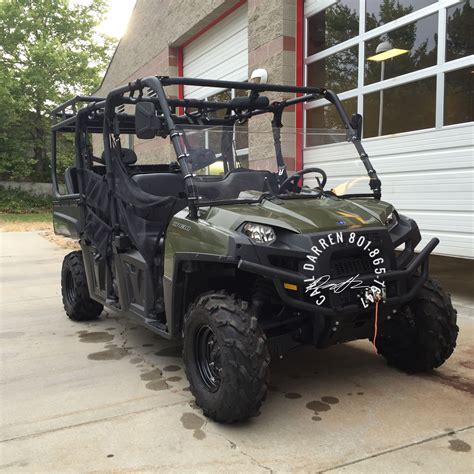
[330,253,373,278]
[337,289,361,306]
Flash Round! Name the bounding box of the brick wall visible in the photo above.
[248,0,297,172]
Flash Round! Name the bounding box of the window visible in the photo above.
[366,0,436,31]
[306,97,357,146]
[444,67,474,126]
[307,0,359,56]
[364,77,436,137]
[307,45,358,92]
[446,0,474,62]
[365,14,438,85]
[305,0,474,147]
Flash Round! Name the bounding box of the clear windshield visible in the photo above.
[176,124,369,202]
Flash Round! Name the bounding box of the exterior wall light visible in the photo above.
[250,68,268,84]
[368,41,409,62]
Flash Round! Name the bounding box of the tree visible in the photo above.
[0,0,113,181]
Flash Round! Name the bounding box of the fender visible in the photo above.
[164,253,240,339]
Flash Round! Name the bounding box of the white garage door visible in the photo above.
[183,5,248,99]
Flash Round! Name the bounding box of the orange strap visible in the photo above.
[373,299,380,352]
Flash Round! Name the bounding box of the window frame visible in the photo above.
[304,0,474,147]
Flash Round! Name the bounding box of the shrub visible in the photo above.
[0,186,52,214]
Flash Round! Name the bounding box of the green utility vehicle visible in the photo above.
[51,77,458,423]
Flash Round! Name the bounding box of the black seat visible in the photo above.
[64,167,79,194]
[131,172,187,213]
[101,147,138,165]
[131,169,278,211]
[195,169,278,201]
[131,173,184,197]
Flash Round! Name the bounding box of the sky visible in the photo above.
[97,0,137,39]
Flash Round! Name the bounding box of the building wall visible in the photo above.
[247,0,299,172]
[94,0,472,258]
[95,0,301,167]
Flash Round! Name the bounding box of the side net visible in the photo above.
[112,156,177,266]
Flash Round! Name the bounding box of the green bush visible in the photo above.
[0,186,52,214]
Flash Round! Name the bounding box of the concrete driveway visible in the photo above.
[1,231,473,473]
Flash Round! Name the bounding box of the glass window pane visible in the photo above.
[306,97,357,147]
[233,88,249,150]
[446,0,474,62]
[444,67,474,126]
[363,77,436,138]
[307,45,358,93]
[235,121,248,150]
[307,1,359,56]
[366,0,436,31]
[206,90,231,151]
[236,152,249,169]
[365,14,438,86]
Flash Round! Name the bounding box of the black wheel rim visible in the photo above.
[194,325,222,392]
[65,268,76,304]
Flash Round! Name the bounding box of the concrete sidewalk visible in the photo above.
[1,231,473,473]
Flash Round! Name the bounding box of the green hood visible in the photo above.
[203,195,393,234]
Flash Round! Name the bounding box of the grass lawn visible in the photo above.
[0,212,52,222]
[0,212,52,231]
[0,186,53,231]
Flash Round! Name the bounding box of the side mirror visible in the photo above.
[350,113,363,141]
[135,102,162,139]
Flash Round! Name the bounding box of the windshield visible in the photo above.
[176,124,368,203]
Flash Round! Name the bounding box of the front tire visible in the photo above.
[183,291,269,423]
[61,251,103,321]
[377,277,458,373]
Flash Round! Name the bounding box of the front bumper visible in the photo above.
[238,237,439,316]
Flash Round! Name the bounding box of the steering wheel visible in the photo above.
[279,167,328,194]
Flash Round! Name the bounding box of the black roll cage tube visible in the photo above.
[53,76,381,219]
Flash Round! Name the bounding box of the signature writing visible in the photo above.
[304,274,371,306]
[305,274,368,295]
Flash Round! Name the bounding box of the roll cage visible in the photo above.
[51,76,382,221]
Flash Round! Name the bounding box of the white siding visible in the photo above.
[183,6,248,99]
[303,123,474,258]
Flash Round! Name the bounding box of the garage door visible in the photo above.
[183,5,248,99]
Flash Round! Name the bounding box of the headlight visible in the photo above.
[385,210,398,230]
[242,223,276,244]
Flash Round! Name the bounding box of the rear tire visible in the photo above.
[61,251,103,321]
[377,277,458,373]
[183,291,269,423]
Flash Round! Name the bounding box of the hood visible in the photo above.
[203,194,394,234]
